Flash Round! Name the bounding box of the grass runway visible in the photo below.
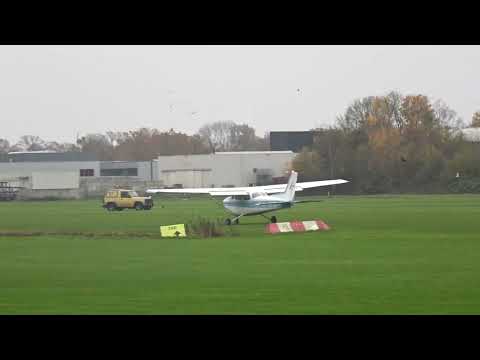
[1,194,480,314]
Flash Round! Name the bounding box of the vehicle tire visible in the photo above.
[144,206,152,210]
[135,202,144,210]
[106,203,116,211]
[270,216,277,223]
[224,218,231,225]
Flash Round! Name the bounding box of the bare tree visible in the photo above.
[0,138,10,153]
[198,121,268,151]
[15,135,46,151]
[198,121,235,151]
[44,141,80,152]
[77,134,114,160]
[337,96,375,132]
[433,99,465,130]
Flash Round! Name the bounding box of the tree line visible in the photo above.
[292,92,480,194]
[0,121,269,161]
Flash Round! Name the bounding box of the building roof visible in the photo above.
[215,151,293,155]
[4,151,98,162]
[7,150,57,154]
[156,151,294,158]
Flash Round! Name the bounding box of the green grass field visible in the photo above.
[1,194,480,314]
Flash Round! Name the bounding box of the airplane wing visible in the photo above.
[146,187,251,196]
[261,179,349,194]
[208,190,250,196]
[147,179,348,196]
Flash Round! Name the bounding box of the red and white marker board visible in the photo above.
[265,220,330,234]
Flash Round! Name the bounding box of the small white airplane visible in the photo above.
[146,171,348,225]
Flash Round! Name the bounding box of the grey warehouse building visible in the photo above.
[155,151,295,188]
[0,151,161,199]
[270,131,314,152]
[0,150,296,199]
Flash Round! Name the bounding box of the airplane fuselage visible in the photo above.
[223,194,293,216]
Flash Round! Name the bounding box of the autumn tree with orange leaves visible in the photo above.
[293,91,477,194]
[471,111,480,128]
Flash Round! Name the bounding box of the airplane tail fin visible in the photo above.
[284,170,298,201]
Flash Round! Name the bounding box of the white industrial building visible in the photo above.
[155,151,295,188]
[0,160,98,189]
[0,152,161,199]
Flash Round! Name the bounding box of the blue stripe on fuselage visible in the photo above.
[223,199,291,207]
[223,199,292,214]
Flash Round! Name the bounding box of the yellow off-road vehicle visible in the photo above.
[103,189,153,211]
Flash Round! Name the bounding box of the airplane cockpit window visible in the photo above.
[232,194,250,200]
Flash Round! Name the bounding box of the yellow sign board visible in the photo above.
[160,224,187,237]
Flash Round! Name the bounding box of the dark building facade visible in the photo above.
[269,131,314,152]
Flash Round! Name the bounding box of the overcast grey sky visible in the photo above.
[1,45,479,144]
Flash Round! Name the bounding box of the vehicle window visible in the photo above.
[129,191,138,197]
[121,191,130,198]
[252,193,260,198]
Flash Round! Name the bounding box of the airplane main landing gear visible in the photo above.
[260,214,278,223]
[225,214,243,225]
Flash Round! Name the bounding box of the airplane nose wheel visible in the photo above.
[234,218,239,225]
[270,216,277,223]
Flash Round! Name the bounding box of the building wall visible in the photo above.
[0,161,160,199]
[99,161,157,181]
[270,131,314,152]
[0,161,101,180]
[13,177,163,199]
[79,177,163,198]
[32,171,79,190]
[155,151,294,188]
[138,161,158,181]
[17,188,81,200]
[0,161,156,182]
[161,169,212,188]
